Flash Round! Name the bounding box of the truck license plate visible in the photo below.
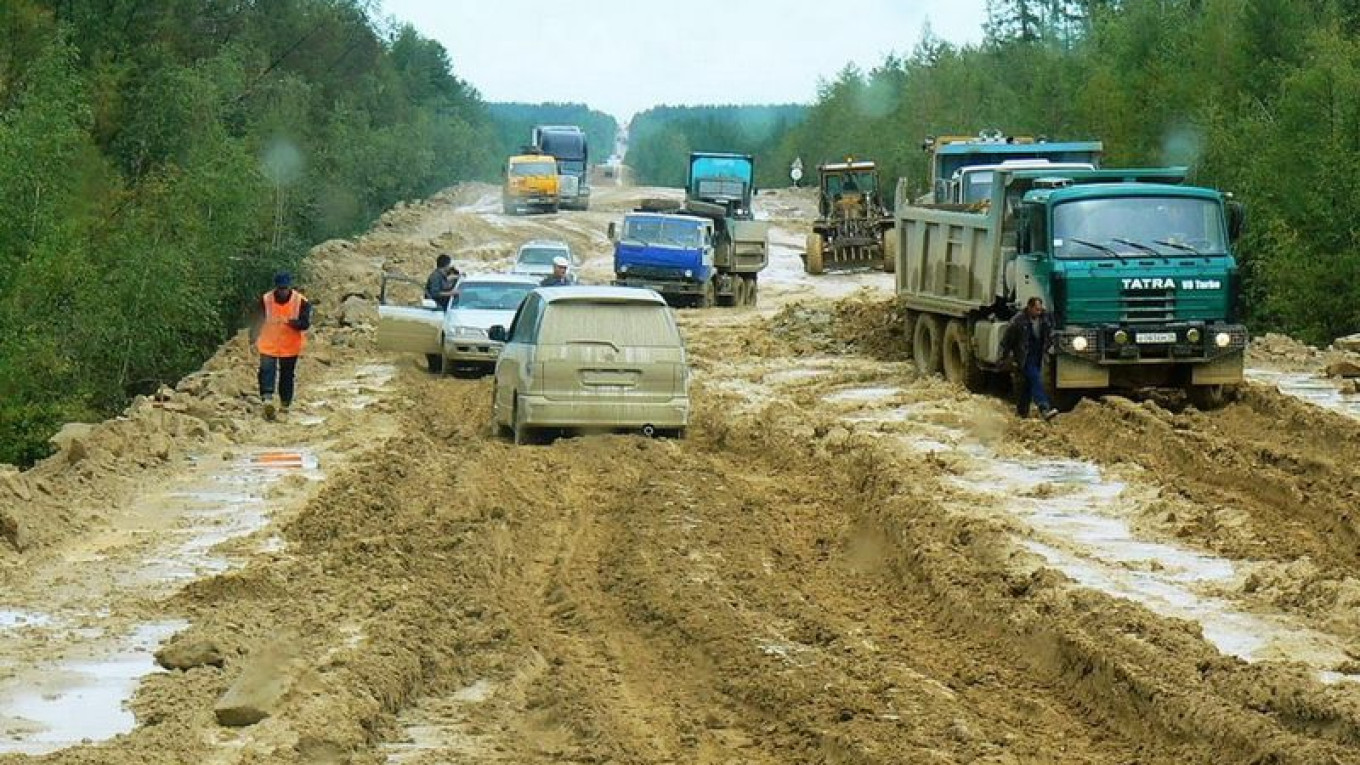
[1135,332,1177,344]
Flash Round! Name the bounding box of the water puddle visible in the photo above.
[0,621,185,754]
[0,448,321,755]
[0,610,52,630]
[1247,369,1360,420]
[943,448,1360,678]
[823,386,904,403]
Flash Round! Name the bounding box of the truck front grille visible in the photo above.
[1121,288,1175,323]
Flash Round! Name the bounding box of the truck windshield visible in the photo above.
[451,282,536,311]
[961,171,994,204]
[518,247,567,266]
[623,218,703,248]
[556,160,586,175]
[1052,196,1227,258]
[510,162,556,177]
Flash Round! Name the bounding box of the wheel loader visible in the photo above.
[803,159,895,275]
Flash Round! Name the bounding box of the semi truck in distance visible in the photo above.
[892,166,1248,410]
[532,125,590,210]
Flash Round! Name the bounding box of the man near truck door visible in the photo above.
[1001,297,1058,421]
[255,272,311,421]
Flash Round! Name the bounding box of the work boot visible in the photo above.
[263,401,277,421]
[1041,407,1058,422]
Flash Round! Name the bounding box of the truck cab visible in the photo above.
[1010,170,1247,394]
[922,131,1103,204]
[686,152,756,219]
[502,154,561,215]
[532,125,590,210]
[611,212,716,306]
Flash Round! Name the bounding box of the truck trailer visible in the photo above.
[891,166,1248,410]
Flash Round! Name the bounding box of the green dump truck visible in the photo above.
[891,167,1248,409]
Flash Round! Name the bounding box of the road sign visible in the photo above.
[791,157,804,184]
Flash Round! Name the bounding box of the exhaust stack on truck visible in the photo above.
[891,166,1248,410]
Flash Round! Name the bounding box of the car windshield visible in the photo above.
[451,282,536,310]
[1052,196,1227,258]
[518,247,567,266]
[510,161,556,176]
[622,218,702,248]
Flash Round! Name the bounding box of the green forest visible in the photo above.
[0,0,495,464]
[625,0,1360,347]
[626,105,807,187]
[488,102,618,164]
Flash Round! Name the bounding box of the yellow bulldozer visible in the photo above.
[803,159,895,274]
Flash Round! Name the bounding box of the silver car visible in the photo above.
[440,274,541,376]
[511,239,579,279]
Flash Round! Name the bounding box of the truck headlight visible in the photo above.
[1113,330,1129,345]
[1072,335,1089,352]
[1215,332,1231,348]
[620,264,629,274]
[1186,328,1201,343]
[684,269,694,278]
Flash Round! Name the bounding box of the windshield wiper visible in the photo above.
[1110,238,1162,257]
[1067,238,1123,258]
[1153,239,1203,256]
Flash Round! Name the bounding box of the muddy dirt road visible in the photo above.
[2,183,1360,764]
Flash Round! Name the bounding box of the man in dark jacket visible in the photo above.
[425,254,460,309]
[1000,296,1057,421]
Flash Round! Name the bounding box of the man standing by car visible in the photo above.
[539,255,574,287]
[425,254,460,309]
[255,272,311,421]
[1000,296,1058,421]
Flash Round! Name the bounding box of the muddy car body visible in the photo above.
[489,286,689,443]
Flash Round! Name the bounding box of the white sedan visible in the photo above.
[375,272,539,377]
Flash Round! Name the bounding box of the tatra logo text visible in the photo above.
[1120,277,1222,290]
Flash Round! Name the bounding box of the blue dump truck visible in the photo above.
[609,152,768,308]
[893,166,1248,409]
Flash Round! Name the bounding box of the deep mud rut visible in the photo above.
[2,183,1360,764]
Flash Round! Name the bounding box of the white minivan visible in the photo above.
[489,287,689,444]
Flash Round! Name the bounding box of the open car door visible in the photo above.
[375,272,443,356]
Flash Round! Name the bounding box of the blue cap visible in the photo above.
[273,272,292,288]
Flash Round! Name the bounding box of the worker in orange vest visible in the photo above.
[255,272,312,420]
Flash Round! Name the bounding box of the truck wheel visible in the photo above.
[1187,384,1227,411]
[700,280,716,309]
[805,234,824,275]
[943,319,986,392]
[747,277,759,306]
[882,232,897,274]
[913,315,944,377]
[425,354,444,375]
[1044,359,1082,412]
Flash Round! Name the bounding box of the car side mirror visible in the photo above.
[607,222,617,241]
[1227,200,1246,244]
[420,298,438,310]
[489,325,508,342]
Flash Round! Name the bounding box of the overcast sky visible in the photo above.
[378,1,990,120]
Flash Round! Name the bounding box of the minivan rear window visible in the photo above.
[539,303,680,347]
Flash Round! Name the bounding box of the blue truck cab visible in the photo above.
[687,152,756,220]
[611,212,718,306]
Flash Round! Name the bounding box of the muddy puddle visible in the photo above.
[818,376,1360,682]
[1247,369,1360,419]
[381,679,501,763]
[0,449,321,755]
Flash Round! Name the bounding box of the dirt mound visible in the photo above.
[767,293,910,360]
